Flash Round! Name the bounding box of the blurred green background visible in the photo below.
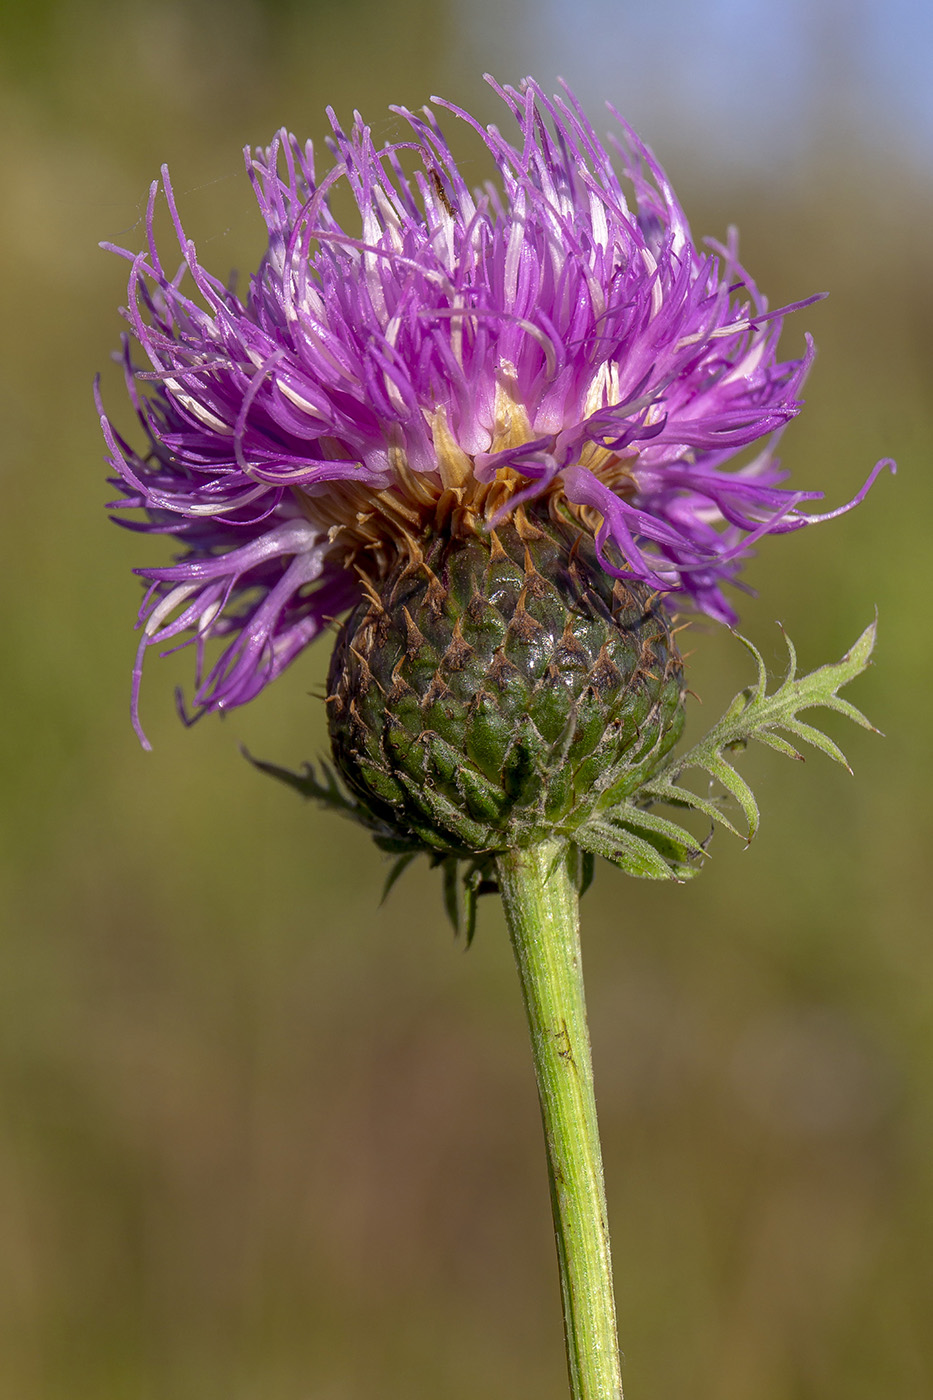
[1,1,931,1396]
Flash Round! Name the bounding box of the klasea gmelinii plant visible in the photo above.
[100,76,892,1400]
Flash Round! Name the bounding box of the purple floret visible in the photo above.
[99,75,891,746]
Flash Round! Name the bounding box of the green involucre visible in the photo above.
[326,509,686,859]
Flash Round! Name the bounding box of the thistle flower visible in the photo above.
[100,79,891,1399]
[99,76,886,752]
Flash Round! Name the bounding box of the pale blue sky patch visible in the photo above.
[455,0,933,173]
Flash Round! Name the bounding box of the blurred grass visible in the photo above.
[1,2,931,1397]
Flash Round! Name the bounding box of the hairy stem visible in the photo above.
[497,839,623,1400]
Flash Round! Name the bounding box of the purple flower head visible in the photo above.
[99,76,891,747]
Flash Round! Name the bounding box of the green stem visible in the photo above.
[496,839,623,1400]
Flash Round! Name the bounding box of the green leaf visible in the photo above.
[381,852,418,904]
[244,749,417,854]
[244,750,358,813]
[585,620,879,880]
[438,856,493,944]
[575,806,704,882]
[442,857,463,937]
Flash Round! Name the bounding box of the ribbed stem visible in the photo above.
[496,840,623,1400]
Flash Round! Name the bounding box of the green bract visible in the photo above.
[326,509,686,858]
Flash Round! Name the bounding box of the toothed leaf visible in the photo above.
[245,750,421,854]
[381,852,418,904]
[583,621,878,879]
[245,751,356,811]
[575,805,704,881]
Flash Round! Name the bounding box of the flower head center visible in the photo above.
[295,380,639,584]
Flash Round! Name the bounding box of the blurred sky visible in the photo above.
[460,0,933,171]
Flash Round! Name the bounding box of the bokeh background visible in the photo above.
[1,1,931,1396]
